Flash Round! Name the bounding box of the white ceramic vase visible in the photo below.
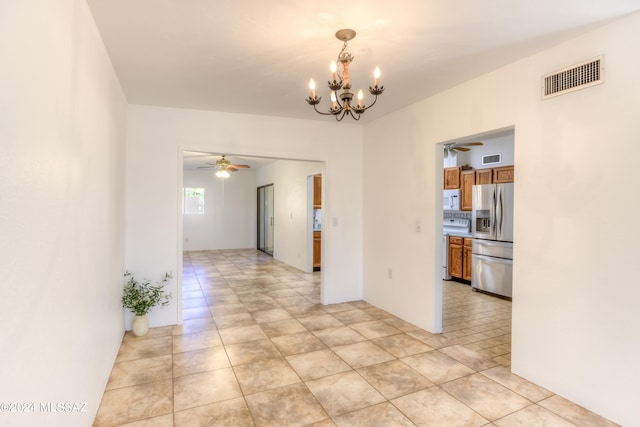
[132,315,149,337]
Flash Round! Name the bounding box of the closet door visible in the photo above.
[257,184,274,255]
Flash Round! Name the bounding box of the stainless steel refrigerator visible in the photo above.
[471,183,514,298]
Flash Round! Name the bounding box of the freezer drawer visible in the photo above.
[472,239,512,260]
[472,254,513,298]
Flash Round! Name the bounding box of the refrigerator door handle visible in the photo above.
[496,185,503,239]
[491,188,497,238]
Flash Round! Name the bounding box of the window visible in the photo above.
[183,188,205,215]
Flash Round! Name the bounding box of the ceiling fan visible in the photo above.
[198,155,250,172]
[444,141,483,154]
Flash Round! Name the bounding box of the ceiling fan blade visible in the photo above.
[454,146,471,152]
[229,164,250,168]
[227,166,238,172]
[197,166,214,169]
[458,142,483,147]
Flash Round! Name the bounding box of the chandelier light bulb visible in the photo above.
[357,90,363,107]
[374,67,381,86]
[330,60,338,81]
[309,79,316,98]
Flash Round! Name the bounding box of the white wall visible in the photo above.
[183,169,257,250]
[466,133,515,169]
[364,108,443,332]
[256,160,325,272]
[0,1,127,425]
[443,132,514,169]
[363,12,640,425]
[126,105,364,327]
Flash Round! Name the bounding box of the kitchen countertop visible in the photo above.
[444,231,472,238]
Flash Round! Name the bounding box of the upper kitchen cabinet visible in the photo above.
[475,168,493,184]
[461,169,475,211]
[493,165,514,183]
[475,165,515,184]
[313,175,322,208]
[444,129,514,194]
[444,167,461,189]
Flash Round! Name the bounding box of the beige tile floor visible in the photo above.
[94,249,619,426]
[442,280,512,368]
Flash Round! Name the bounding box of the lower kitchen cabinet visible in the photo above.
[463,238,473,281]
[313,231,321,271]
[448,236,464,279]
[448,236,473,282]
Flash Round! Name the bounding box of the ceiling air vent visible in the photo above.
[542,56,603,99]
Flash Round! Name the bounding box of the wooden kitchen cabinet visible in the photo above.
[475,168,493,185]
[444,167,461,189]
[463,238,473,281]
[448,236,464,279]
[313,175,322,208]
[460,169,475,211]
[475,165,514,184]
[313,231,321,270]
[448,236,473,282]
[493,165,514,183]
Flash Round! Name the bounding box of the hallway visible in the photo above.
[94,250,617,426]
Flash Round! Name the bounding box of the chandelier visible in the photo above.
[306,29,384,121]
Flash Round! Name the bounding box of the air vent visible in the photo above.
[542,56,603,99]
[482,153,501,166]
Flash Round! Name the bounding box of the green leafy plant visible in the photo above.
[122,271,173,316]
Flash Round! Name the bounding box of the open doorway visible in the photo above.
[180,150,326,287]
[438,128,515,368]
[312,174,322,271]
[257,184,274,255]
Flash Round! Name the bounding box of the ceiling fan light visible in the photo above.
[215,170,230,179]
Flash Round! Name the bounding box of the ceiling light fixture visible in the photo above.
[215,169,230,179]
[306,29,384,121]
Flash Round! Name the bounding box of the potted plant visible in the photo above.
[122,271,172,336]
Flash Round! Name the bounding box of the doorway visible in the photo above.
[438,127,514,367]
[257,184,274,255]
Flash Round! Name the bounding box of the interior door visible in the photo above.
[257,184,274,255]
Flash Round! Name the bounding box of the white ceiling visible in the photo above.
[87,1,640,124]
